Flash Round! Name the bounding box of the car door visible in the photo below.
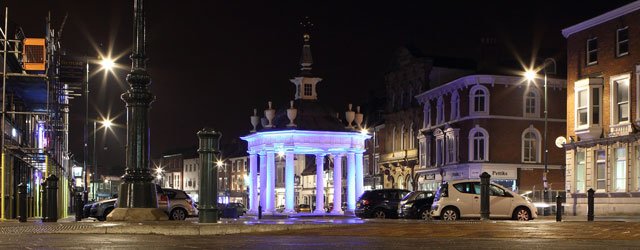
[452,182,480,217]
[489,184,513,218]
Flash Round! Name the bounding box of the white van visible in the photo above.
[430,180,537,221]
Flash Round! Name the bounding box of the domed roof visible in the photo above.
[263,99,349,132]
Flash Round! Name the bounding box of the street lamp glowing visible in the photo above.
[100,57,115,71]
[216,160,224,167]
[101,119,113,129]
[524,70,536,82]
[360,128,369,135]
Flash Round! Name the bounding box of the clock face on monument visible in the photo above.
[555,136,566,148]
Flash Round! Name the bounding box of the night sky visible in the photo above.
[4,1,635,174]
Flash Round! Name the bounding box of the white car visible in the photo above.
[430,180,537,221]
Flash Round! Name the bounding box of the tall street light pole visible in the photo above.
[92,119,112,200]
[525,59,551,202]
[109,0,168,221]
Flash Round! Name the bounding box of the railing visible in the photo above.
[520,190,566,215]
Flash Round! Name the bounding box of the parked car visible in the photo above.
[355,189,411,219]
[296,204,311,213]
[114,184,171,216]
[83,201,95,218]
[430,180,538,221]
[89,198,117,221]
[325,202,347,213]
[225,202,247,216]
[398,191,434,220]
[163,188,198,220]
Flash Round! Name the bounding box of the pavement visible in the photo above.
[0,214,639,237]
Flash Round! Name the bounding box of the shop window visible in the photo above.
[614,147,627,192]
[595,150,606,191]
[575,151,586,193]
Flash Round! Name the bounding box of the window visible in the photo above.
[450,91,460,120]
[419,139,427,168]
[575,151,586,193]
[435,129,444,166]
[423,103,431,128]
[391,126,396,152]
[617,27,629,57]
[574,78,603,139]
[400,125,406,150]
[409,123,415,149]
[524,89,539,117]
[522,126,541,163]
[469,85,489,116]
[303,84,312,96]
[445,127,458,164]
[614,147,627,192]
[611,75,630,124]
[454,182,479,194]
[587,37,598,65]
[436,96,444,124]
[636,146,640,192]
[595,150,606,191]
[469,125,488,162]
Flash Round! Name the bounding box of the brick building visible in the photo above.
[416,74,567,193]
[562,1,640,215]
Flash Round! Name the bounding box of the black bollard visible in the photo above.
[555,194,562,222]
[75,191,84,222]
[258,205,262,219]
[17,183,27,222]
[40,181,47,220]
[587,188,594,221]
[197,128,222,223]
[479,172,491,220]
[43,175,59,222]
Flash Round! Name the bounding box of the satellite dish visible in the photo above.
[555,136,567,148]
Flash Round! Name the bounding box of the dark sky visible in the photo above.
[4,1,635,174]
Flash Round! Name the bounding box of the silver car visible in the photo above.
[90,198,117,221]
[163,188,198,220]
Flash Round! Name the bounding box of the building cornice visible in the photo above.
[562,1,640,38]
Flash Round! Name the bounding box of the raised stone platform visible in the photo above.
[107,208,169,221]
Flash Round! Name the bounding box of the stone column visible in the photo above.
[248,152,258,214]
[314,154,325,214]
[259,152,267,213]
[346,152,356,214]
[266,151,276,213]
[284,151,295,213]
[332,154,343,214]
[355,152,364,199]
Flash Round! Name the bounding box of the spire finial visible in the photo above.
[299,16,314,73]
[300,16,313,43]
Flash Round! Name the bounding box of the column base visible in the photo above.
[283,209,296,214]
[313,209,326,215]
[106,208,169,221]
[330,210,344,215]
[343,210,355,216]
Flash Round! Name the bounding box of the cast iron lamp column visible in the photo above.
[109,0,167,221]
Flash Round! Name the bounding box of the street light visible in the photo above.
[92,118,113,200]
[524,58,553,207]
[84,56,116,203]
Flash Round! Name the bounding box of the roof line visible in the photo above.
[562,1,640,38]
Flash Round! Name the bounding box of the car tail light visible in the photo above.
[160,194,168,202]
[362,199,370,206]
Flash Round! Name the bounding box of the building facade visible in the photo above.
[416,74,567,194]
[562,1,640,215]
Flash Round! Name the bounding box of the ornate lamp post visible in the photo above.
[108,0,167,221]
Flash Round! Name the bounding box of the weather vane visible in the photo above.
[300,16,313,42]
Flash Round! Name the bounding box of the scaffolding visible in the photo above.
[0,7,72,220]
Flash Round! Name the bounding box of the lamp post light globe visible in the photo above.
[99,57,115,72]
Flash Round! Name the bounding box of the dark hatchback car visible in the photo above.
[398,191,434,220]
[355,189,410,219]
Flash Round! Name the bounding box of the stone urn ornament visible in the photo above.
[250,108,260,132]
[345,103,355,129]
[355,106,364,129]
[287,100,297,127]
[264,101,276,128]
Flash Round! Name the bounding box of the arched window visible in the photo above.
[409,122,415,149]
[524,88,540,117]
[522,126,541,163]
[436,96,445,124]
[450,91,460,120]
[468,125,489,162]
[423,103,431,128]
[400,125,406,150]
[434,129,445,166]
[392,126,397,152]
[469,85,490,116]
[397,175,405,189]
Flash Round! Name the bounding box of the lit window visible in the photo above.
[587,37,598,65]
[611,75,630,124]
[575,151,586,193]
[574,78,603,140]
[614,147,627,192]
[468,126,488,162]
[522,127,540,163]
[617,27,629,57]
[469,85,489,116]
[595,150,606,191]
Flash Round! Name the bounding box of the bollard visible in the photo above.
[75,191,84,222]
[43,175,59,222]
[40,181,47,221]
[258,205,262,220]
[17,183,27,222]
[587,188,595,221]
[197,128,222,223]
[479,172,491,220]
[543,190,550,216]
[555,194,562,222]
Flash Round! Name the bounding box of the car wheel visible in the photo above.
[170,208,188,220]
[441,207,459,221]
[373,209,387,219]
[513,207,531,221]
[419,208,432,220]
